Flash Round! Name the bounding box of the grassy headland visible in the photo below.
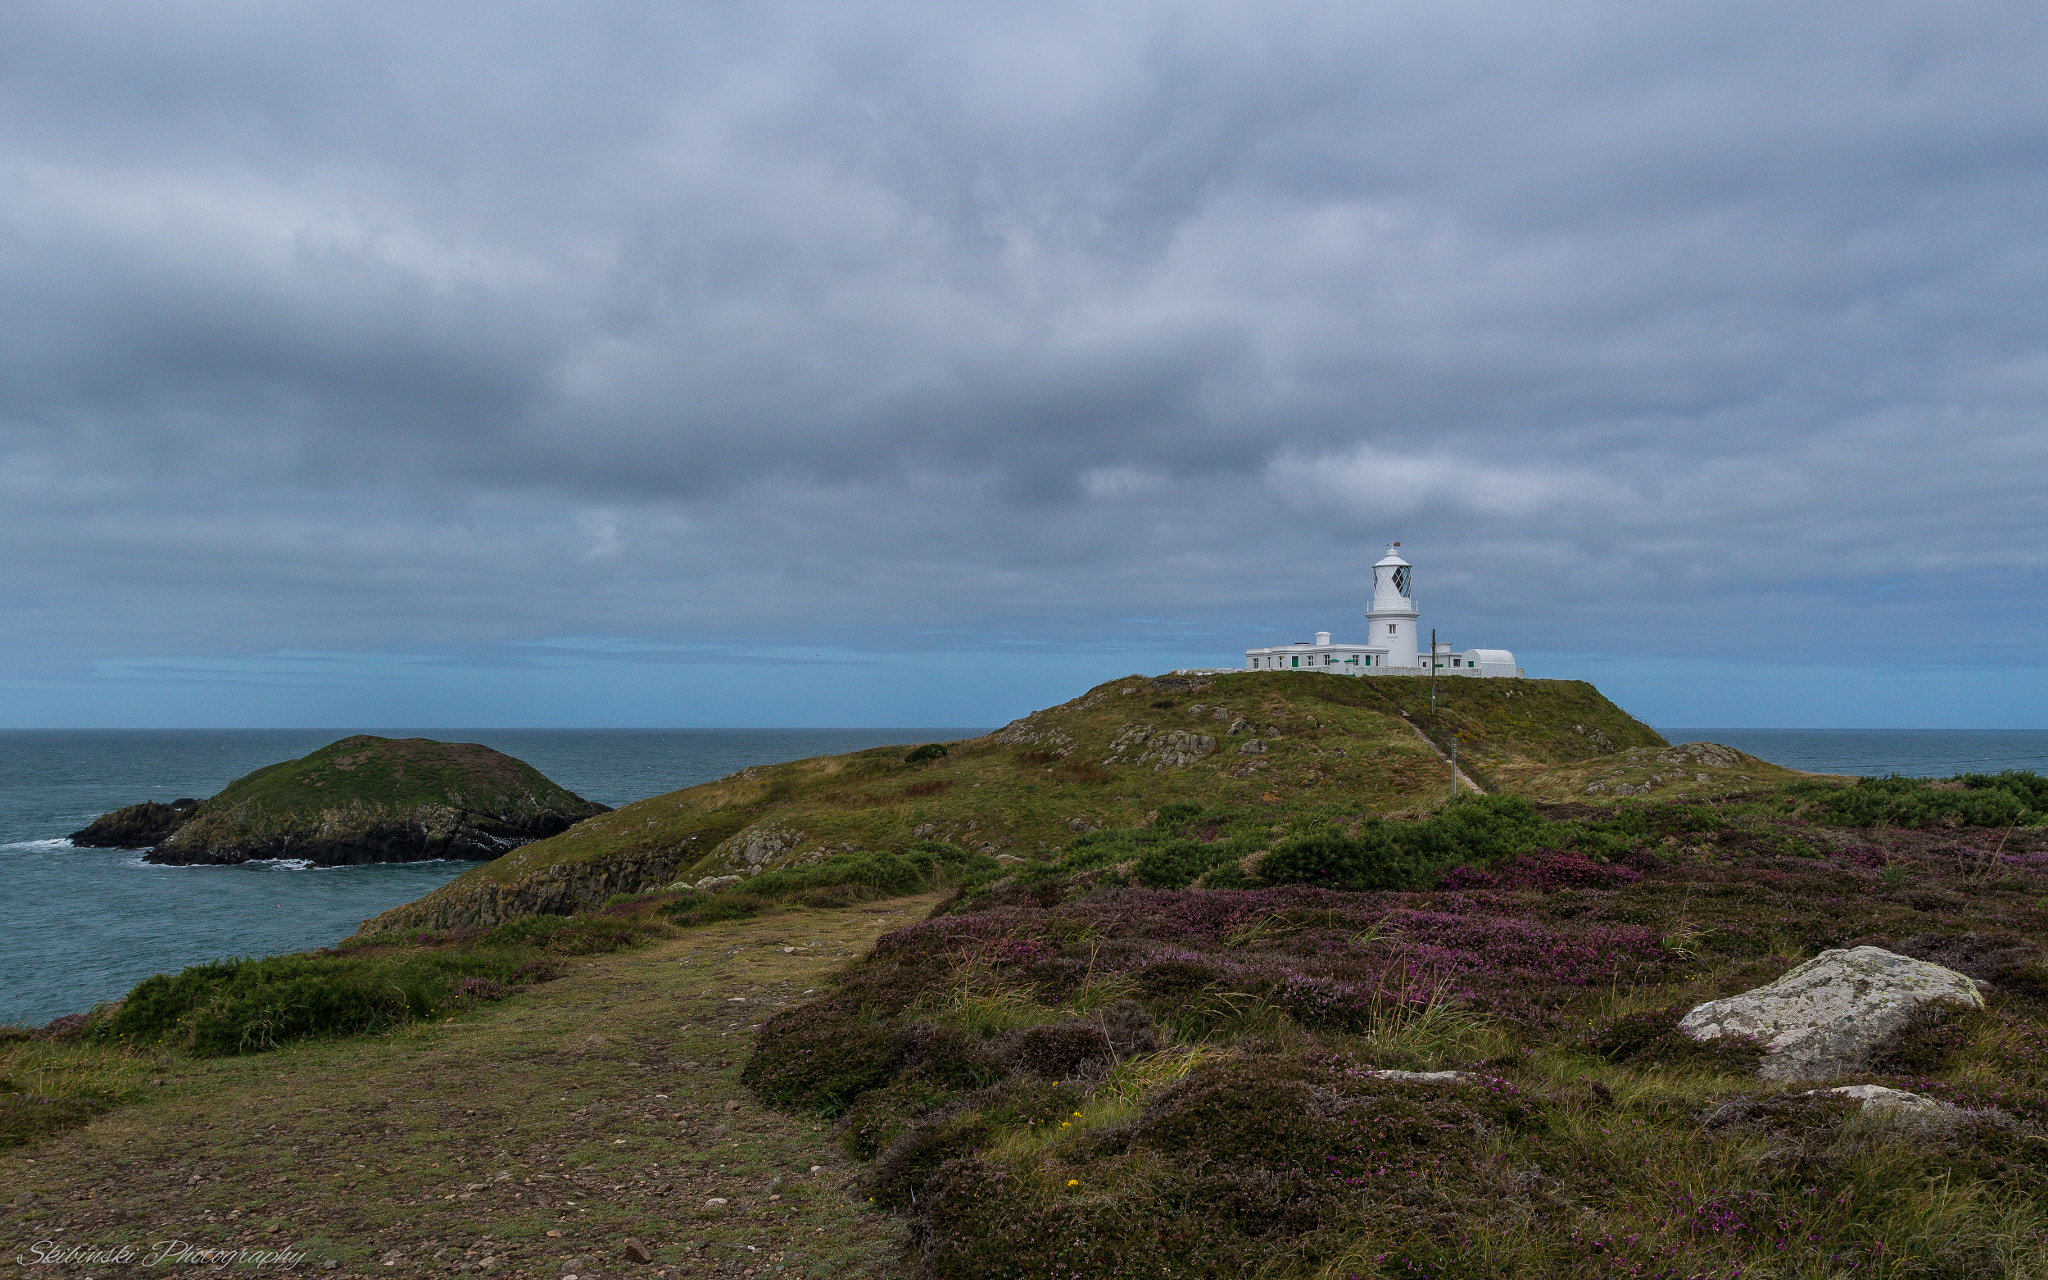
[12,673,2048,1277]
[359,673,1707,934]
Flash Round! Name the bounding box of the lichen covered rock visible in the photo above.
[1679,945,1984,1081]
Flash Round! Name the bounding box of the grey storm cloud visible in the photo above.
[3,0,2046,675]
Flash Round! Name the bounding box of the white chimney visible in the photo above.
[1315,631,1331,646]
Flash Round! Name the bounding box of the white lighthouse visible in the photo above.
[1366,543,1420,670]
[1238,542,1524,678]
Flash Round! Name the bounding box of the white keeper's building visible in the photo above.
[1243,545,1523,678]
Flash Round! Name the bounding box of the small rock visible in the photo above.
[621,1239,653,1265]
[546,1231,563,1239]
[1238,740,1265,756]
[702,1197,728,1207]
[1679,946,1985,1081]
[1363,1069,1471,1084]
[1801,1084,1946,1115]
[1065,818,1092,832]
[694,875,743,894]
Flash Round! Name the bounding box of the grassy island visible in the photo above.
[71,735,610,865]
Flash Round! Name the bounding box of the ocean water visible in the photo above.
[0,728,984,1027]
[1660,729,2048,778]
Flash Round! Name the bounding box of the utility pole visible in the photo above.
[1429,626,1438,716]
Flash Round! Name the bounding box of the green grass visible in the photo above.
[1,897,942,1279]
[207,735,597,817]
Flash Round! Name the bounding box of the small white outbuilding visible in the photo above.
[1242,544,1523,678]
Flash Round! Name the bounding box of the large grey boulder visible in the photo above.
[1679,946,1984,1081]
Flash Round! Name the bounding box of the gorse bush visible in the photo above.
[1040,793,1668,893]
[663,841,998,928]
[1257,829,1430,891]
[85,905,662,1057]
[480,913,652,954]
[90,954,463,1055]
[1782,771,2048,828]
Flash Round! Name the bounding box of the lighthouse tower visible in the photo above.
[1367,544,1419,669]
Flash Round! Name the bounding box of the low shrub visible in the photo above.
[905,743,950,764]
[1589,1006,1766,1072]
[841,1077,961,1159]
[1049,795,1648,895]
[1871,1005,1986,1075]
[480,913,653,954]
[704,842,999,915]
[86,944,549,1056]
[1132,839,1239,889]
[662,892,770,927]
[1783,771,2048,829]
[1257,830,1428,891]
[870,1112,993,1207]
[1440,850,1644,892]
[91,956,432,1055]
[997,1022,1116,1080]
[890,1022,1002,1090]
[0,1088,114,1150]
[742,1000,900,1114]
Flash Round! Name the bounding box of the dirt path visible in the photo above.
[2,895,943,1279]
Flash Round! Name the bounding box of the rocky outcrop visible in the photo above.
[715,824,805,875]
[68,798,200,848]
[1679,946,1985,1081]
[149,804,577,866]
[75,736,609,867]
[1142,731,1216,769]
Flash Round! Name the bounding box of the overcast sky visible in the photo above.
[4,1,2045,729]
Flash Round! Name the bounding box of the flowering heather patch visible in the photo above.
[748,799,2048,1278]
[1440,849,1644,892]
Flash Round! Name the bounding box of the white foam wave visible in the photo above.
[2,837,76,851]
